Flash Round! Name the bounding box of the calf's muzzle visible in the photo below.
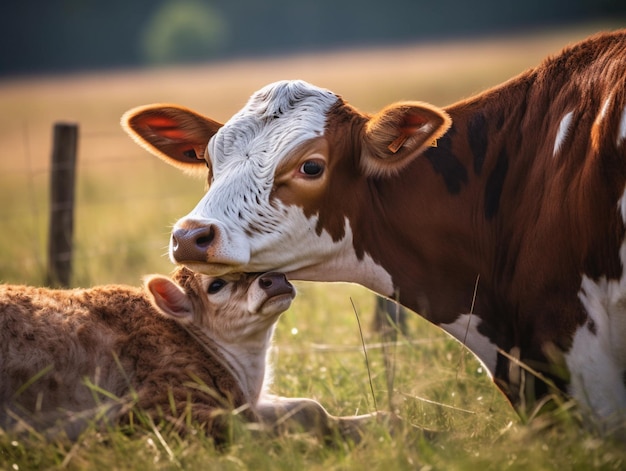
[258,272,294,298]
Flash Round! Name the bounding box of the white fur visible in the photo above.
[570,240,626,430]
[207,80,336,191]
[553,111,573,157]
[618,105,626,147]
[441,313,497,377]
[281,215,395,296]
[172,81,341,273]
[216,324,278,403]
[598,95,612,123]
[618,183,626,225]
[179,181,395,295]
[174,81,395,293]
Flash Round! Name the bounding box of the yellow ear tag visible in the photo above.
[388,135,438,153]
[388,133,409,153]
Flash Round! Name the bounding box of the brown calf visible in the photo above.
[0,268,380,442]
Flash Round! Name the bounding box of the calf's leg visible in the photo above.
[255,396,391,444]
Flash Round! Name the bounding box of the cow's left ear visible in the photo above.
[121,104,223,174]
[361,102,451,177]
[145,275,194,322]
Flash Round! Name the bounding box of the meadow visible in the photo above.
[1,23,625,470]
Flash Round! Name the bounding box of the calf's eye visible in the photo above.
[208,279,227,294]
[299,160,324,178]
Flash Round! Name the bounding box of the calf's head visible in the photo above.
[145,267,295,343]
[123,80,450,281]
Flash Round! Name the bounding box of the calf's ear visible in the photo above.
[361,102,451,177]
[145,275,194,322]
[121,104,223,174]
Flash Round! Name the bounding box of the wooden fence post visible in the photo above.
[46,122,78,288]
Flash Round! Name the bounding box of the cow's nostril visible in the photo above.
[196,226,215,249]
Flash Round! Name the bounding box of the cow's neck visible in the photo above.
[359,77,538,326]
[355,71,588,387]
[355,62,626,403]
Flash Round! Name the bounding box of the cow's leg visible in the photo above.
[371,295,408,338]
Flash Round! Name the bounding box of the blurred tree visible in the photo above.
[139,0,229,65]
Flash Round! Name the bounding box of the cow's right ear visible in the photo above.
[121,104,223,173]
[145,275,194,323]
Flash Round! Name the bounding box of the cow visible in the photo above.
[122,30,626,434]
[0,268,382,443]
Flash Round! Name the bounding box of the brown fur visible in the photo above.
[120,31,626,425]
[0,271,249,441]
[307,31,626,412]
[0,269,385,443]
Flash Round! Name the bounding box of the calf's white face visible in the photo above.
[146,269,295,343]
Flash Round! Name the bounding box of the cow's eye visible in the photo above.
[299,160,325,178]
[207,279,227,294]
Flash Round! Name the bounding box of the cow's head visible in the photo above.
[123,80,450,289]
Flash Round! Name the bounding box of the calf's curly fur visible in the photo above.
[0,268,382,443]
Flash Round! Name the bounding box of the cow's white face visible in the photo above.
[122,80,450,289]
[173,81,343,276]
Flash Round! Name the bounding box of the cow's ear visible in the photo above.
[145,275,194,322]
[121,104,223,174]
[361,102,451,177]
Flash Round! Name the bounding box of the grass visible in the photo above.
[1,22,626,470]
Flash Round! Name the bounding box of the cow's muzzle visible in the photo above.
[171,225,215,261]
[169,218,250,273]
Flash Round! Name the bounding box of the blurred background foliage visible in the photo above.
[1,0,624,76]
[140,0,229,65]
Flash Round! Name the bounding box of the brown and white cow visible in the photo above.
[122,30,626,432]
[0,268,381,443]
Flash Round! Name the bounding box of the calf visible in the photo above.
[0,268,379,442]
[121,30,626,433]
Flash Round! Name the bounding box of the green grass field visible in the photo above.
[1,23,626,470]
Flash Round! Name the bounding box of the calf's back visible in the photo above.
[0,283,248,437]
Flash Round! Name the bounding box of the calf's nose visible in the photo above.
[171,224,217,263]
[258,272,294,297]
